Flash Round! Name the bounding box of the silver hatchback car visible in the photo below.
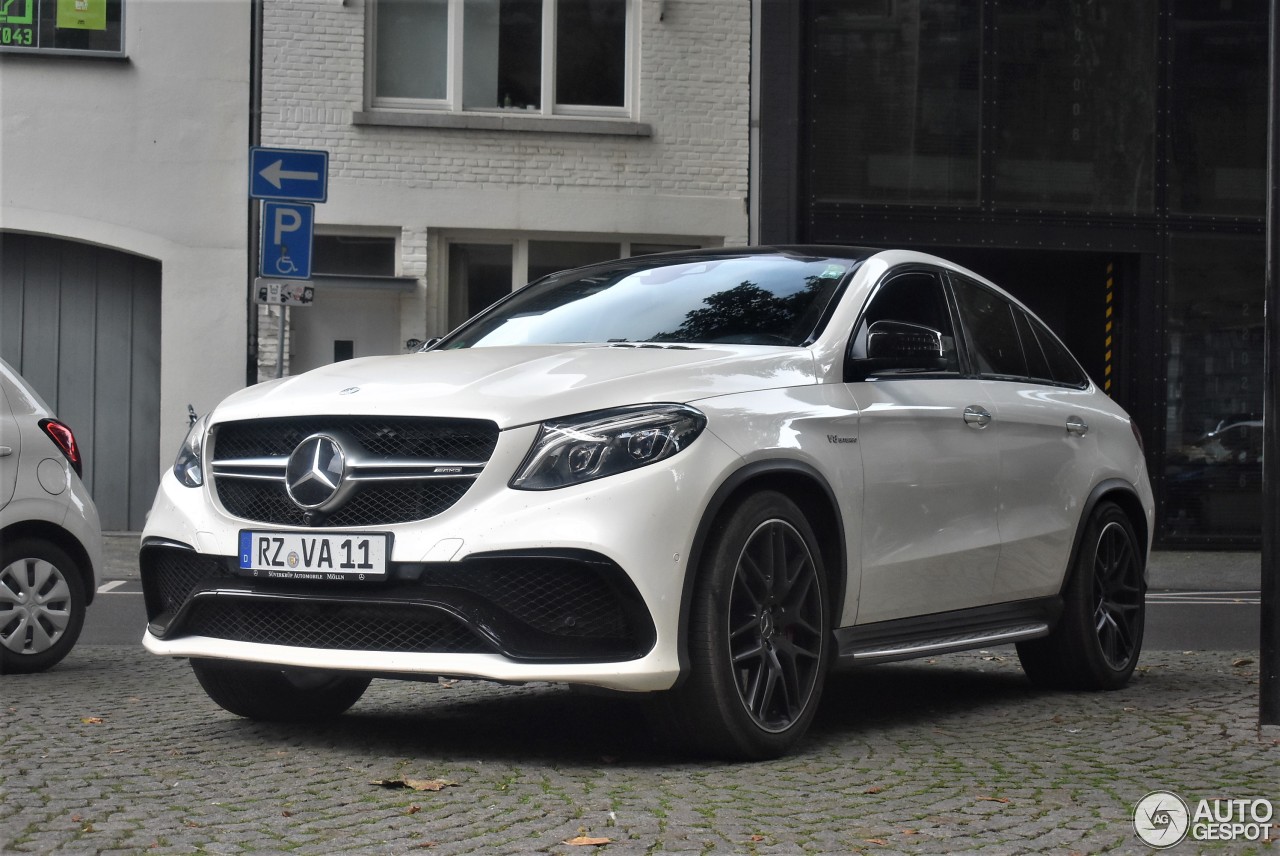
[0,359,103,673]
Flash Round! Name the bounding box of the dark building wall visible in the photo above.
[760,0,1268,547]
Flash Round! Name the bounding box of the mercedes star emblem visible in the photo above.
[285,434,345,509]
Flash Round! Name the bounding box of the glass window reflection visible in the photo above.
[992,0,1156,213]
[1163,236,1264,540]
[807,0,981,205]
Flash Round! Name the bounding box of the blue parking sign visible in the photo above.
[260,201,314,279]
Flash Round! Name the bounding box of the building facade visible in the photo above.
[257,0,750,379]
[758,0,1268,547]
[0,0,251,530]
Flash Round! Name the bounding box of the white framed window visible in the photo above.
[369,0,635,117]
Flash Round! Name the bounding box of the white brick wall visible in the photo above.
[260,0,750,360]
[261,0,749,220]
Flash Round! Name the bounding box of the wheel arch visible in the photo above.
[0,520,98,606]
[675,459,848,682]
[1062,478,1151,594]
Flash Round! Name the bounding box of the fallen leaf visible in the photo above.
[184,820,200,828]
[281,811,292,818]
[406,805,421,815]
[749,834,766,842]
[1233,657,1255,667]
[978,796,1011,804]
[864,839,889,846]
[371,778,458,792]
[563,836,611,847]
[71,815,83,823]
[902,829,919,835]
[81,717,104,725]
[864,786,883,794]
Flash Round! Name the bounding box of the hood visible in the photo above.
[211,344,817,429]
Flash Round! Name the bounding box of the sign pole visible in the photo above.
[1261,0,1279,733]
[276,306,287,380]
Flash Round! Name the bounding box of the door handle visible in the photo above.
[1066,416,1089,436]
[963,406,992,429]
[0,446,11,457]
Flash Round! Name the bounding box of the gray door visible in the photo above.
[0,233,161,530]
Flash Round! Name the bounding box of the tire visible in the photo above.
[1017,501,1145,690]
[654,490,831,760]
[0,538,88,674]
[191,659,371,721]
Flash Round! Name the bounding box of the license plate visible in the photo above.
[238,531,388,580]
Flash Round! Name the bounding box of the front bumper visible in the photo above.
[139,421,743,692]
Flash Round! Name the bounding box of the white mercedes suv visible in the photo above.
[140,248,1153,759]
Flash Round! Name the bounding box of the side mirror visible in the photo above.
[866,320,944,362]
[850,320,949,380]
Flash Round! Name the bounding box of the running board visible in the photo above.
[833,598,1060,667]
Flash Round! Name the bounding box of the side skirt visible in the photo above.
[833,598,1062,667]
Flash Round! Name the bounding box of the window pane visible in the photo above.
[313,236,397,277]
[464,0,542,110]
[807,0,981,205]
[528,241,620,281]
[1025,311,1087,387]
[556,0,626,107]
[376,0,448,100]
[952,278,1026,378]
[1013,309,1053,382]
[1168,0,1268,216]
[993,1,1156,213]
[1163,235,1264,540]
[448,243,514,329]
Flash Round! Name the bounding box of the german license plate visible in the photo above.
[238,531,388,580]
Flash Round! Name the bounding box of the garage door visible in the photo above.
[0,233,161,531]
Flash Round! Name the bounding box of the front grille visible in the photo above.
[214,416,499,462]
[216,479,472,528]
[210,416,499,527]
[182,599,489,654]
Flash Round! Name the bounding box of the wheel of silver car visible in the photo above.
[0,539,87,674]
[656,490,830,760]
[1017,501,1145,690]
[191,659,372,721]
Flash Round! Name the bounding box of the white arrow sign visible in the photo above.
[259,159,320,190]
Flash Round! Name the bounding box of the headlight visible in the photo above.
[173,414,209,488]
[511,404,706,491]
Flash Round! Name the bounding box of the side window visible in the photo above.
[849,270,961,375]
[951,276,1027,378]
[1024,311,1090,387]
[1013,308,1053,382]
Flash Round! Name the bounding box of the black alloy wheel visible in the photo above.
[1017,501,1145,690]
[653,490,831,760]
[1091,518,1144,670]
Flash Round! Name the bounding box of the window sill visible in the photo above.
[354,109,652,138]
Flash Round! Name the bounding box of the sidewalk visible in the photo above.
[104,532,1263,590]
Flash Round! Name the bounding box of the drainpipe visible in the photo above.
[1261,0,1279,733]
[246,0,263,387]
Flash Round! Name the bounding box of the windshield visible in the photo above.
[440,254,854,349]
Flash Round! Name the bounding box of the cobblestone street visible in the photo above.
[2,645,1275,854]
